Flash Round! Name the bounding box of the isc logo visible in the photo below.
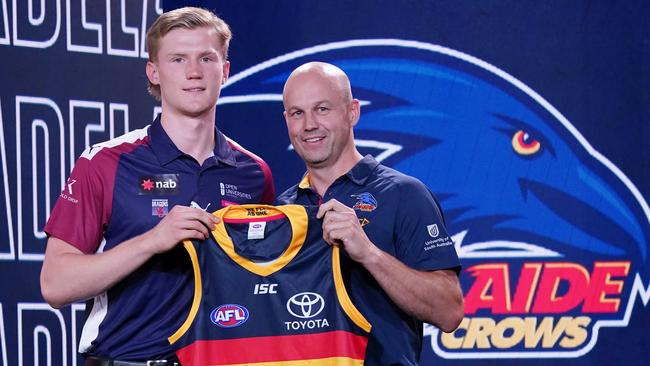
[254,283,278,294]
[210,304,249,328]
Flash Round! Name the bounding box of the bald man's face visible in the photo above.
[283,70,359,169]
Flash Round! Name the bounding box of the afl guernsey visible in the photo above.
[170,204,371,365]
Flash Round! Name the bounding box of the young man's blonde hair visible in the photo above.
[145,7,232,100]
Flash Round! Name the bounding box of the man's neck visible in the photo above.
[307,151,363,197]
[160,111,216,165]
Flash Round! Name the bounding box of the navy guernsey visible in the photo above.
[170,204,371,365]
[277,155,460,366]
[44,116,275,360]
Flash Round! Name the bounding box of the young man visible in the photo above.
[40,7,274,365]
[277,62,463,365]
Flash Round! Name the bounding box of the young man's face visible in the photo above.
[146,26,230,119]
[283,71,358,169]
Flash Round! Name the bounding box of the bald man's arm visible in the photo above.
[354,246,463,331]
[317,200,464,332]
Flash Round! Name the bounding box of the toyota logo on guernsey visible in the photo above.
[210,304,249,328]
[286,292,325,319]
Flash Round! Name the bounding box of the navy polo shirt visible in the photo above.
[45,116,274,360]
[277,155,460,366]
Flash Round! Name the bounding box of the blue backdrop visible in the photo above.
[0,1,648,365]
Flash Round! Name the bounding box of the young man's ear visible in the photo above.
[221,61,231,85]
[146,61,159,85]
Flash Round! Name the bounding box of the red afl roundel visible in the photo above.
[210,304,250,328]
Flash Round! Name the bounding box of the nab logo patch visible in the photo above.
[351,192,378,212]
[211,304,249,328]
[138,174,180,195]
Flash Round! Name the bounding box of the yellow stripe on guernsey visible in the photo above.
[169,204,305,344]
[168,204,371,346]
[298,173,311,189]
[212,205,308,276]
[211,357,365,366]
[333,246,372,333]
[169,240,202,344]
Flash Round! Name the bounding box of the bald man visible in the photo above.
[277,62,464,365]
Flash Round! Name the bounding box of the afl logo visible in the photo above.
[286,292,325,319]
[210,304,249,328]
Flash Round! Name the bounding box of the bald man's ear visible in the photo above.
[349,99,361,126]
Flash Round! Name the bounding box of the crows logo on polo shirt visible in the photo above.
[138,174,180,195]
[351,192,377,212]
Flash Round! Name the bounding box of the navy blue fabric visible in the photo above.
[172,205,369,363]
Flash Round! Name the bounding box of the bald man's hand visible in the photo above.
[317,199,377,263]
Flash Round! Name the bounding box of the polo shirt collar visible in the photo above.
[298,155,380,190]
[213,130,237,166]
[148,115,237,166]
[346,155,380,185]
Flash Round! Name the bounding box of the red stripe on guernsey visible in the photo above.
[222,213,286,224]
[226,137,276,203]
[176,330,368,365]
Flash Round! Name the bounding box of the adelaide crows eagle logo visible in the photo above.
[351,192,377,212]
[217,39,650,360]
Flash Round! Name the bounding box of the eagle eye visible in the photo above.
[512,130,541,155]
